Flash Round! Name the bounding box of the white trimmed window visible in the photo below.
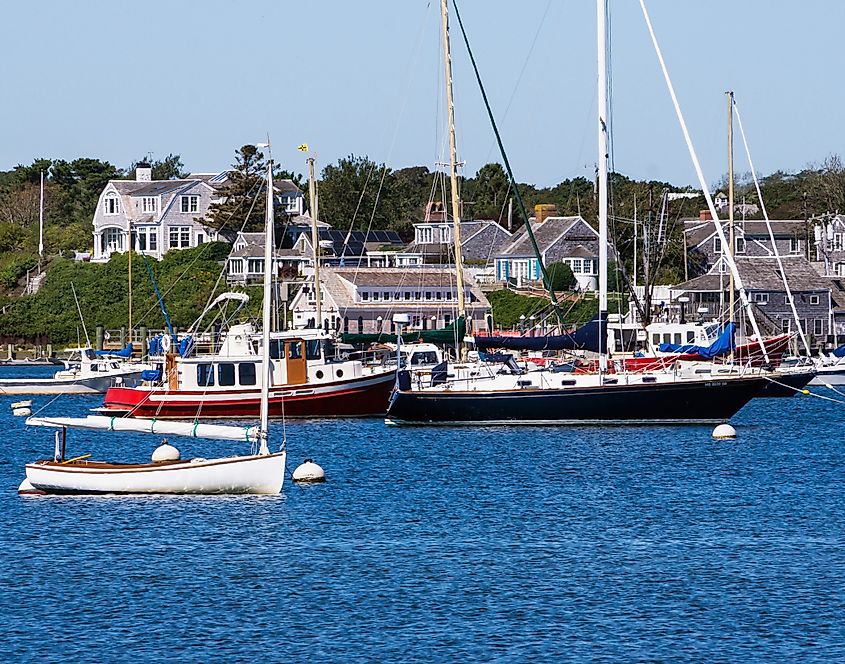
[103,193,120,215]
[814,319,823,335]
[169,226,191,249]
[789,237,800,254]
[714,237,722,253]
[133,226,158,252]
[247,258,264,274]
[752,292,769,305]
[229,258,244,274]
[141,196,157,213]
[735,237,746,253]
[834,233,843,251]
[180,195,199,213]
[810,294,820,305]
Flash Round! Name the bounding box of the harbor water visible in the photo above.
[0,374,842,661]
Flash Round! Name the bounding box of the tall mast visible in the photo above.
[128,219,133,335]
[727,90,735,361]
[596,0,609,373]
[307,156,322,331]
[258,146,274,456]
[440,0,467,360]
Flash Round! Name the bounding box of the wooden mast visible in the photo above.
[258,144,274,456]
[727,90,735,362]
[307,156,322,331]
[440,0,467,360]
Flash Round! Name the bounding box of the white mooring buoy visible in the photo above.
[292,458,326,483]
[11,400,32,417]
[152,440,181,462]
[712,423,737,440]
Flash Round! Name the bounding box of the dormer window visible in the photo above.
[180,195,199,213]
[103,193,119,215]
[141,196,157,213]
[735,237,746,253]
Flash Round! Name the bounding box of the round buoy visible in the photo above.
[292,458,326,483]
[152,440,181,462]
[712,423,737,440]
[18,478,45,495]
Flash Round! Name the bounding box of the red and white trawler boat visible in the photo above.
[100,322,395,419]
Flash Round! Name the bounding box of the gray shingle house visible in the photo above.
[92,165,305,262]
[672,255,837,344]
[494,215,605,290]
[289,267,490,334]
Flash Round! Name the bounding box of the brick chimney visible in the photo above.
[534,203,558,224]
[699,209,712,221]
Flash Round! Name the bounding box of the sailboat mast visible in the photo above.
[440,0,467,359]
[259,150,274,456]
[727,90,735,361]
[307,156,323,330]
[596,0,609,373]
[128,220,133,335]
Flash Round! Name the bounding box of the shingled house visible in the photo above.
[289,267,490,334]
[671,255,837,346]
[494,211,606,290]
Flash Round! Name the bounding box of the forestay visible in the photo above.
[26,415,259,443]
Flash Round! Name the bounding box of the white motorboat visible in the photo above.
[0,348,149,395]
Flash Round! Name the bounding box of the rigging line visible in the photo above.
[451,0,564,326]
[733,97,811,356]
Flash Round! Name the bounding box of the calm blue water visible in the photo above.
[0,366,843,661]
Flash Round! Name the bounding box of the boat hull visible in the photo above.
[25,451,287,495]
[810,367,845,386]
[385,376,768,425]
[0,371,145,395]
[759,369,816,397]
[101,371,395,418]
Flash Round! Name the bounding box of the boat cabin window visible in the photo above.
[687,331,695,343]
[305,339,321,360]
[410,351,438,366]
[652,334,660,346]
[269,340,285,359]
[288,341,303,359]
[674,333,682,344]
[323,339,336,361]
[239,362,256,386]
[197,363,215,386]
[218,363,236,386]
[111,362,120,369]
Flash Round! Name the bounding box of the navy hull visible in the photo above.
[386,376,768,425]
[757,369,815,398]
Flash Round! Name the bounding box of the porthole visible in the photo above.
[336,369,344,378]
[316,370,324,379]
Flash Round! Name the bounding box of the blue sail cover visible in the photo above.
[658,322,735,359]
[95,343,133,358]
[475,315,607,353]
[832,343,845,358]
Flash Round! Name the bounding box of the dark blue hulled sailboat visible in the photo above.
[385,0,768,426]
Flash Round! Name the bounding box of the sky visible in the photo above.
[1,1,842,189]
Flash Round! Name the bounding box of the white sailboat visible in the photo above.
[19,145,287,495]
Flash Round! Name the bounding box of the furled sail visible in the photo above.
[474,316,606,353]
[26,415,259,443]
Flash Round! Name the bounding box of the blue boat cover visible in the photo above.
[658,322,735,359]
[832,343,845,358]
[475,315,607,353]
[141,369,162,382]
[95,343,133,358]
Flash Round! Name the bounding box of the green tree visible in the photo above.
[206,145,268,235]
[128,153,188,180]
[546,261,576,291]
[318,155,401,231]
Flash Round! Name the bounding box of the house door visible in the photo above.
[285,340,307,385]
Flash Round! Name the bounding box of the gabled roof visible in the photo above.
[498,216,594,257]
[675,255,829,293]
[686,218,807,248]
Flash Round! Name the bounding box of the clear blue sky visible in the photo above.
[1,1,841,189]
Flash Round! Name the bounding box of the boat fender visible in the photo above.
[292,459,326,483]
[152,440,180,462]
[12,407,32,417]
[161,335,171,353]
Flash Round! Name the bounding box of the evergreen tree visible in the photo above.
[206,145,268,235]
